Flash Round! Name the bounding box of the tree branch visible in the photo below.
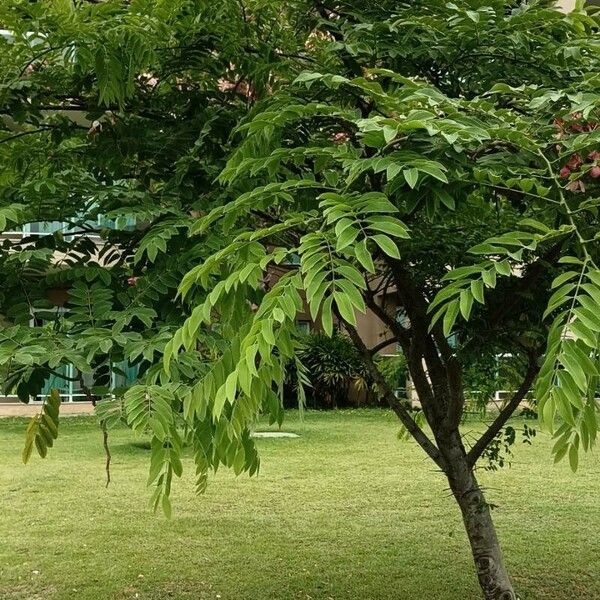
[45,367,79,382]
[75,368,112,487]
[0,128,49,145]
[369,337,399,356]
[345,323,445,470]
[362,291,444,423]
[19,45,70,77]
[363,289,410,348]
[466,359,540,468]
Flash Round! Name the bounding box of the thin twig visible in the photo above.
[0,128,49,145]
[76,368,112,487]
[102,422,111,488]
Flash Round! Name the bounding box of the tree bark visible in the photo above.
[442,433,516,600]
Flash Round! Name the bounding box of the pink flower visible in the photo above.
[331,132,350,144]
[559,166,571,178]
[587,150,600,162]
[566,180,585,193]
[566,153,582,170]
[127,276,138,286]
[590,166,600,178]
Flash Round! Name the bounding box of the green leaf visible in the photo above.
[459,289,473,321]
[443,301,460,337]
[558,350,587,393]
[403,168,419,189]
[383,125,397,144]
[321,295,334,336]
[386,163,403,181]
[336,225,360,252]
[372,235,400,259]
[336,279,366,313]
[366,218,409,239]
[334,291,357,326]
[481,269,497,288]
[162,494,173,519]
[335,265,366,289]
[552,271,579,289]
[569,444,579,472]
[470,279,485,304]
[309,281,330,321]
[569,320,597,348]
[495,260,511,277]
[354,239,375,273]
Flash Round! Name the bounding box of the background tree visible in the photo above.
[0,0,319,499]
[0,0,315,470]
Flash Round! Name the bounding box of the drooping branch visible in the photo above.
[345,323,445,470]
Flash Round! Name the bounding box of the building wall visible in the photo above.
[558,0,577,10]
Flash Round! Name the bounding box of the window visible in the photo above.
[4,206,136,239]
[296,320,311,334]
[31,310,139,402]
[396,308,409,327]
[282,253,301,266]
[96,213,136,230]
[38,364,92,403]
[395,308,409,352]
[23,221,66,235]
[447,333,458,349]
[36,361,139,403]
[111,360,139,390]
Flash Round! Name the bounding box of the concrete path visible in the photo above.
[0,402,95,417]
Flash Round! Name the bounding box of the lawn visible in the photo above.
[1,409,599,600]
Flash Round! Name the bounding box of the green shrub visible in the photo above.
[298,331,367,408]
[375,353,408,396]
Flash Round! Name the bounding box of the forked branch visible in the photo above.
[345,323,445,470]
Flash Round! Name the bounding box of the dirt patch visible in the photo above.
[252,431,299,438]
[115,580,217,599]
[0,584,56,599]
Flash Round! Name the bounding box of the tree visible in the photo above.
[165,2,600,598]
[0,0,313,445]
[298,331,367,407]
[0,0,314,497]
[2,1,600,599]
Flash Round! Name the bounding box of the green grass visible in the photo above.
[1,409,599,600]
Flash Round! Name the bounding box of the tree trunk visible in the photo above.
[342,322,517,598]
[443,435,516,600]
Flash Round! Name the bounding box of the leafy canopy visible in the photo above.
[2,0,600,514]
